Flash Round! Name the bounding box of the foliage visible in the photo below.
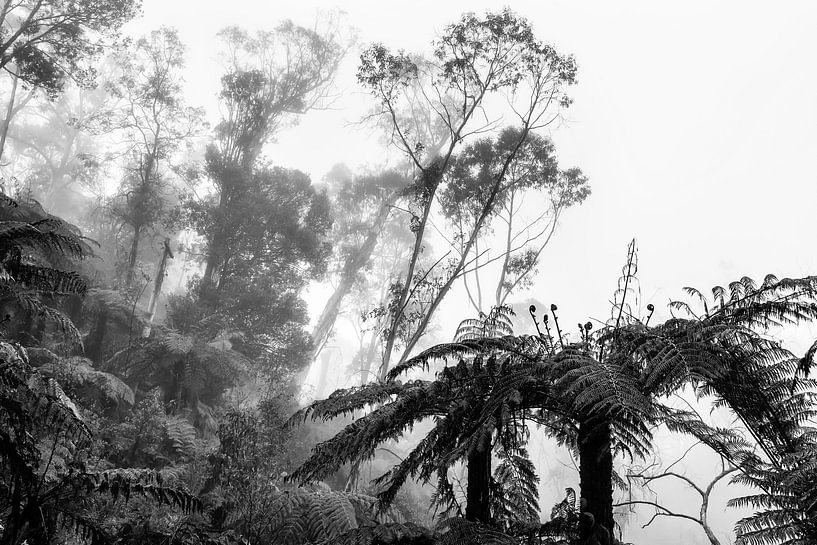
[105,27,205,286]
[730,438,817,545]
[6,81,112,214]
[439,127,589,311]
[180,165,333,379]
[105,326,250,435]
[0,0,140,96]
[360,8,580,377]
[0,341,206,545]
[214,17,350,167]
[0,193,90,349]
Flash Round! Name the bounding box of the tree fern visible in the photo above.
[454,306,515,342]
[293,235,817,544]
[0,341,212,545]
[0,194,91,349]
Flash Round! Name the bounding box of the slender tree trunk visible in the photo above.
[495,191,515,307]
[465,432,492,524]
[359,332,380,385]
[125,223,143,287]
[578,418,614,543]
[0,68,19,166]
[203,243,221,286]
[314,349,333,398]
[379,161,443,380]
[86,306,109,363]
[384,125,533,374]
[142,238,173,337]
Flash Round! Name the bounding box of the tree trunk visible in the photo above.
[358,332,380,385]
[379,162,442,380]
[86,306,109,364]
[465,432,492,524]
[385,126,533,374]
[142,238,173,337]
[0,68,19,167]
[125,224,143,287]
[314,350,333,398]
[203,243,221,287]
[578,418,614,542]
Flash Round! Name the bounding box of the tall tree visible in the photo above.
[310,167,412,362]
[106,27,204,288]
[7,82,111,214]
[439,127,589,314]
[183,165,333,378]
[199,16,349,289]
[357,8,579,379]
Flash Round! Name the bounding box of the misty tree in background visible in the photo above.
[105,27,205,288]
[195,15,349,290]
[617,442,738,545]
[0,0,139,163]
[309,166,415,386]
[7,82,113,216]
[439,127,589,314]
[357,8,579,379]
[183,166,333,377]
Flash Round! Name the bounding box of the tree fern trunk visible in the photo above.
[465,432,492,524]
[86,306,108,364]
[578,418,613,541]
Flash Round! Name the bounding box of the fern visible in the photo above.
[454,306,515,342]
[36,353,135,405]
[294,240,817,544]
[490,447,540,532]
[0,193,91,349]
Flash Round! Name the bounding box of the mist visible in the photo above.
[0,2,815,545]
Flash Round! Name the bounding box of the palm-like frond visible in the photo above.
[454,306,515,342]
[0,194,90,349]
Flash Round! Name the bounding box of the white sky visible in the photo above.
[129,2,817,541]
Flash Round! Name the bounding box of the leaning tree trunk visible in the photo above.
[578,417,614,542]
[310,187,399,362]
[465,432,492,524]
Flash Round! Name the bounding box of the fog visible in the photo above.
[1,1,815,544]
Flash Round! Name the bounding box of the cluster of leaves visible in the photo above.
[0,0,140,96]
[0,337,206,544]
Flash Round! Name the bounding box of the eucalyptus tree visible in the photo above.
[439,127,589,314]
[358,8,579,379]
